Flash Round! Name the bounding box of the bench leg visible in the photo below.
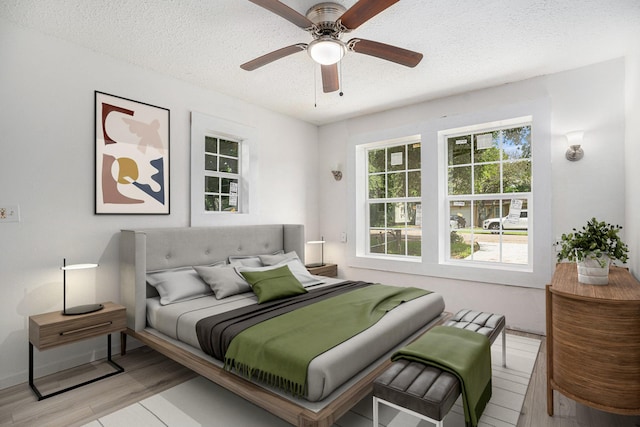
[373,397,444,427]
[373,396,379,427]
[502,327,507,367]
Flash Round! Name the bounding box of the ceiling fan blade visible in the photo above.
[348,38,423,67]
[339,0,399,30]
[249,0,314,29]
[240,44,307,71]
[321,64,339,93]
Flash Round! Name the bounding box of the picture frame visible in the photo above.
[95,91,170,214]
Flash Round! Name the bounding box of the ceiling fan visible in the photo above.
[240,0,423,93]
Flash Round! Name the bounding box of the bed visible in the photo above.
[120,224,446,427]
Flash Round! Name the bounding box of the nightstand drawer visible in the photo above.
[306,263,338,278]
[29,302,126,350]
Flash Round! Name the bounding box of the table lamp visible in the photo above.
[306,237,325,267]
[61,258,102,315]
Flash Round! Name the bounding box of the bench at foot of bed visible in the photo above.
[372,309,505,427]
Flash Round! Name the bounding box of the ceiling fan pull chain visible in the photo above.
[339,60,344,97]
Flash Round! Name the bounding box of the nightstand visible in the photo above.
[28,301,126,400]
[306,263,338,278]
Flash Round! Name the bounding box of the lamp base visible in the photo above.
[63,303,104,316]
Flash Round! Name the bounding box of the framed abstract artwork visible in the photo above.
[95,91,170,214]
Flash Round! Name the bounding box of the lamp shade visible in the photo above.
[62,258,102,315]
[307,37,345,65]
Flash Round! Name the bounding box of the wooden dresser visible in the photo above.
[546,263,640,415]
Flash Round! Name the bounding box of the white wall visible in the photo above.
[625,50,640,279]
[318,59,630,335]
[0,20,319,389]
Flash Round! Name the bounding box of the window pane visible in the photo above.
[387,202,406,228]
[205,195,219,211]
[370,203,385,228]
[369,175,385,199]
[474,134,500,163]
[205,154,217,171]
[368,149,385,173]
[503,160,531,193]
[407,229,421,256]
[219,139,239,157]
[205,176,219,193]
[408,171,420,197]
[448,166,472,195]
[448,135,471,166]
[387,173,406,198]
[221,196,236,211]
[205,136,218,154]
[407,202,421,226]
[220,157,238,174]
[474,163,501,194]
[408,143,421,170]
[502,126,531,160]
[221,177,238,194]
[369,230,385,254]
[387,230,405,255]
[387,145,405,171]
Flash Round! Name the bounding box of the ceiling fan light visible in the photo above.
[308,38,345,65]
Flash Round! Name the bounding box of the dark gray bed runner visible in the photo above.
[196,281,371,360]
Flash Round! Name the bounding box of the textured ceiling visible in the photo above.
[2,0,640,125]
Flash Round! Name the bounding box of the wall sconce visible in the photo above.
[565,131,584,161]
[331,163,342,181]
[61,258,102,315]
[306,237,325,267]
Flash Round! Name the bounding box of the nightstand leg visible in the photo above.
[29,334,124,400]
[29,342,44,400]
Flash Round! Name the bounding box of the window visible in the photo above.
[204,135,240,212]
[443,119,532,266]
[190,111,255,226]
[366,139,421,257]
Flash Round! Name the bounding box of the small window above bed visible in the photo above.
[190,112,256,225]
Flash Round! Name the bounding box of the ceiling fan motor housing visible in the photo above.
[306,2,347,35]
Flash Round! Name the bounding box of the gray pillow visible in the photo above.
[259,251,300,266]
[146,265,217,305]
[194,263,252,299]
[229,250,284,267]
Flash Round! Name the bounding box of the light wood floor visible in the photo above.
[1,335,639,427]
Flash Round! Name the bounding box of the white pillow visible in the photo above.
[193,263,251,299]
[146,265,216,305]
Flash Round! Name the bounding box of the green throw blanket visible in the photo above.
[391,326,492,427]
[224,284,430,397]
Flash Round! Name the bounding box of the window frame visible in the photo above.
[365,139,422,259]
[441,118,533,270]
[190,112,257,226]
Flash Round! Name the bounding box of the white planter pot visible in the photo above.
[576,256,610,285]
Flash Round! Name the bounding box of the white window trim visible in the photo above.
[347,98,553,289]
[190,111,258,226]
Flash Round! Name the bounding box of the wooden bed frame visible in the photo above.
[119,225,447,427]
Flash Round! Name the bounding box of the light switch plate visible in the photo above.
[0,204,20,223]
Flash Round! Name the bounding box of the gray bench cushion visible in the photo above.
[444,309,505,345]
[373,359,460,421]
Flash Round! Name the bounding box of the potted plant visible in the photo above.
[557,217,629,284]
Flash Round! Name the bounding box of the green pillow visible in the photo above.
[240,265,307,304]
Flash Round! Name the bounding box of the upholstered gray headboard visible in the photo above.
[120,224,305,331]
